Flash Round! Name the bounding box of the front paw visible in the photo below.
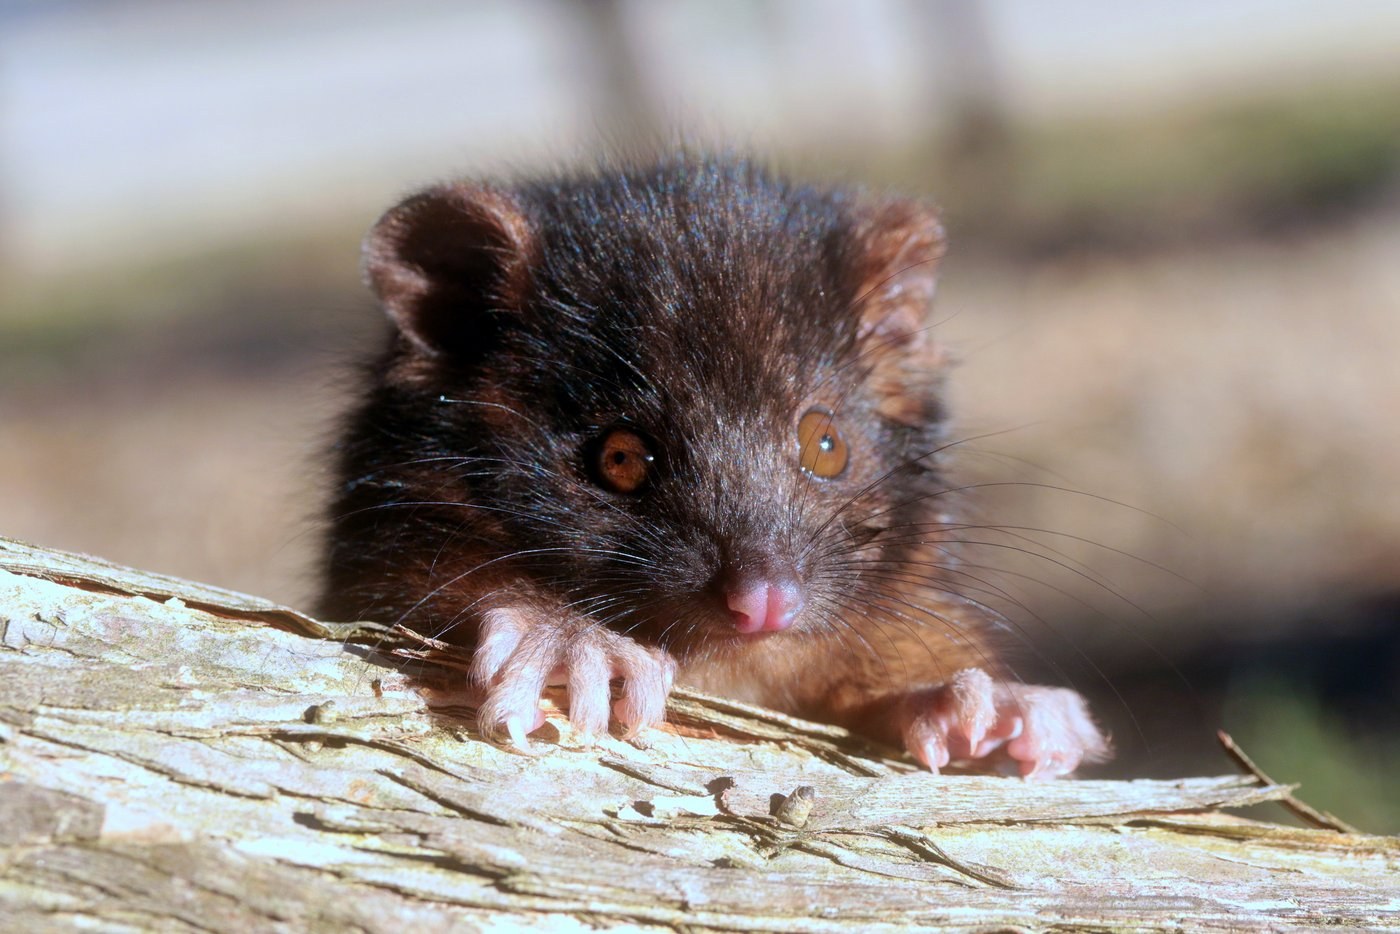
[899,668,1109,778]
[470,607,677,748]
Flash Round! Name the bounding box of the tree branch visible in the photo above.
[1,538,1395,931]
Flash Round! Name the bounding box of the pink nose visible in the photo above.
[727,581,805,634]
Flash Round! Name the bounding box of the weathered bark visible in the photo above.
[1,537,1395,932]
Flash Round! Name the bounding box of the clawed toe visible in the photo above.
[612,645,676,737]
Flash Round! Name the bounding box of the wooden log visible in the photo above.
[1,538,1396,931]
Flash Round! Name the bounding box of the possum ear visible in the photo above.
[852,199,946,354]
[849,199,949,426]
[363,184,534,358]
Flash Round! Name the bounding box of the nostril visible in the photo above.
[726,584,770,634]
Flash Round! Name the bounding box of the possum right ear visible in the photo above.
[362,184,534,359]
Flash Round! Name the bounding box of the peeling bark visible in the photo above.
[2,538,1396,932]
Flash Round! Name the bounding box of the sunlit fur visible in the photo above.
[321,153,1024,741]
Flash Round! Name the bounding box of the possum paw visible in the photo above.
[900,668,1109,778]
[470,606,677,748]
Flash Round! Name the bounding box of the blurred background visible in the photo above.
[3,0,1398,829]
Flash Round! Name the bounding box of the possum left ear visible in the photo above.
[362,183,535,361]
[851,199,947,354]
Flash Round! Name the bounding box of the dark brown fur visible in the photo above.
[321,153,1009,751]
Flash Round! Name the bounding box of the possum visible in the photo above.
[320,153,1109,778]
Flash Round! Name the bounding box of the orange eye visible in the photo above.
[595,429,654,493]
[797,408,849,479]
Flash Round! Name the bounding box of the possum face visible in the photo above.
[335,156,950,655]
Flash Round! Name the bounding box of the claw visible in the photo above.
[948,668,995,756]
[503,713,531,750]
[909,731,949,773]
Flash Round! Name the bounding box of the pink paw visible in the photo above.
[470,607,677,748]
[900,669,1109,779]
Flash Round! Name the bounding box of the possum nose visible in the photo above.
[727,578,805,634]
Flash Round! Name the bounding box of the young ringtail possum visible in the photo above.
[321,153,1109,777]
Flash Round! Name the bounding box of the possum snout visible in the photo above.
[722,571,806,634]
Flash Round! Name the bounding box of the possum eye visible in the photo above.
[593,429,654,494]
[797,408,849,479]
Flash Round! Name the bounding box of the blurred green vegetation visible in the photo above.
[6,75,1399,384]
[866,76,1400,250]
[1228,675,1400,835]
[1,234,367,387]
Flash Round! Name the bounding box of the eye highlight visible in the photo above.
[593,429,654,494]
[797,408,849,479]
